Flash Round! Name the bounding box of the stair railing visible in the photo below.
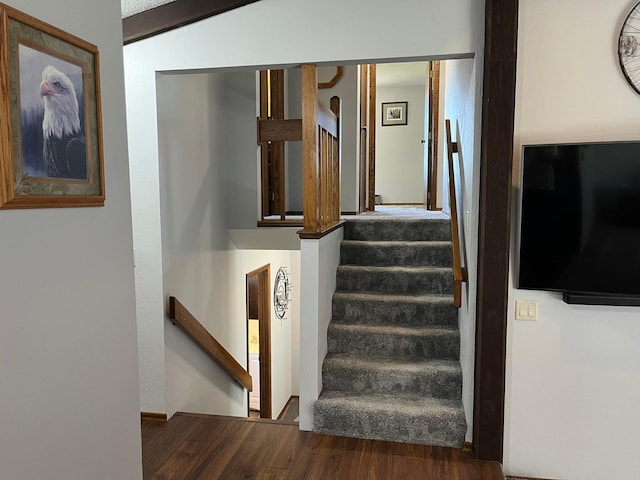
[445,119,468,308]
[298,64,344,238]
[169,296,252,391]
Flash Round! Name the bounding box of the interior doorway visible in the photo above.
[246,264,272,419]
[360,61,442,211]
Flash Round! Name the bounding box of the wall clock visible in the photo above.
[619,1,640,94]
[273,267,292,320]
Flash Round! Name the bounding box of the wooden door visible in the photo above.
[246,265,272,419]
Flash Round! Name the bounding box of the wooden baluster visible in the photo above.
[330,96,341,223]
[323,127,330,228]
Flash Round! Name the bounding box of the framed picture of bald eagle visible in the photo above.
[0,3,104,209]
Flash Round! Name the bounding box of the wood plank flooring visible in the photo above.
[142,413,505,479]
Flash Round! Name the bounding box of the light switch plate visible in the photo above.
[515,300,538,320]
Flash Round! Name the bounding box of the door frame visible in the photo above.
[246,264,272,419]
[426,61,441,210]
[358,64,377,213]
[125,0,520,461]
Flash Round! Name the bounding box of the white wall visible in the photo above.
[299,228,343,430]
[505,1,640,478]
[0,1,142,479]
[124,0,485,431]
[318,65,359,212]
[156,72,298,419]
[376,85,426,203]
[441,57,482,441]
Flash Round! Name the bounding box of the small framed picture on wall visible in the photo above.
[381,101,408,126]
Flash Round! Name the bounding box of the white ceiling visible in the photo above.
[122,0,175,18]
[376,61,428,88]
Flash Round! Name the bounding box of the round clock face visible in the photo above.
[619,2,640,94]
[273,267,290,320]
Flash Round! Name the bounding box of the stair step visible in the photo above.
[322,353,462,399]
[336,265,453,295]
[313,391,466,448]
[340,240,453,267]
[328,323,460,360]
[332,291,457,327]
[344,218,451,242]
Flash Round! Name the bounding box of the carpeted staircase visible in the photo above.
[313,217,467,448]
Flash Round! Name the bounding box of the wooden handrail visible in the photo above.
[445,120,468,308]
[169,296,252,391]
[318,66,344,89]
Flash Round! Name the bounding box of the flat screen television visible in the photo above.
[517,141,640,306]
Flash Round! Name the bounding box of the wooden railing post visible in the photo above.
[302,64,320,233]
[298,64,344,238]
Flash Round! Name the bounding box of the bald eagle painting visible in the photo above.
[39,65,87,179]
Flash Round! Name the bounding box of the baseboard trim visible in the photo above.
[277,395,299,420]
[462,442,473,454]
[380,202,423,206]
[141,412,168,422]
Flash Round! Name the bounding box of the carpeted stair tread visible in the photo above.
[336,265,453,295]
[344,218,451,242]
[332,291,457,327]
[328,323,460,359]
[313,390,466,447]
[322,353,462,398]
[340,240,453,267]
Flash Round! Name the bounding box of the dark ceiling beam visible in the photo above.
[123,0,262,45]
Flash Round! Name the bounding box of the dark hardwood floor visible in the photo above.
[142,413,505,479]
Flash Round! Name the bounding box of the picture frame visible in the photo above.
[0,3,104,209]
[381,101,408,126]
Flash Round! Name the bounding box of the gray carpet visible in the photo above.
[313,216,467,448]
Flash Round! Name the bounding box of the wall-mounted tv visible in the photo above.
[517,141,640,306]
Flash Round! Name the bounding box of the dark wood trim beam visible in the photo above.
[474,0,519,462]
[257,119,302,143]
[123,0,262,45]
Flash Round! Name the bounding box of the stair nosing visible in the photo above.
[328,323,459,335]
[337,265,453,273]
[341,239,452,246]
[323,352,461,370]
[316,390,465,410]
[333,291,454,302]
